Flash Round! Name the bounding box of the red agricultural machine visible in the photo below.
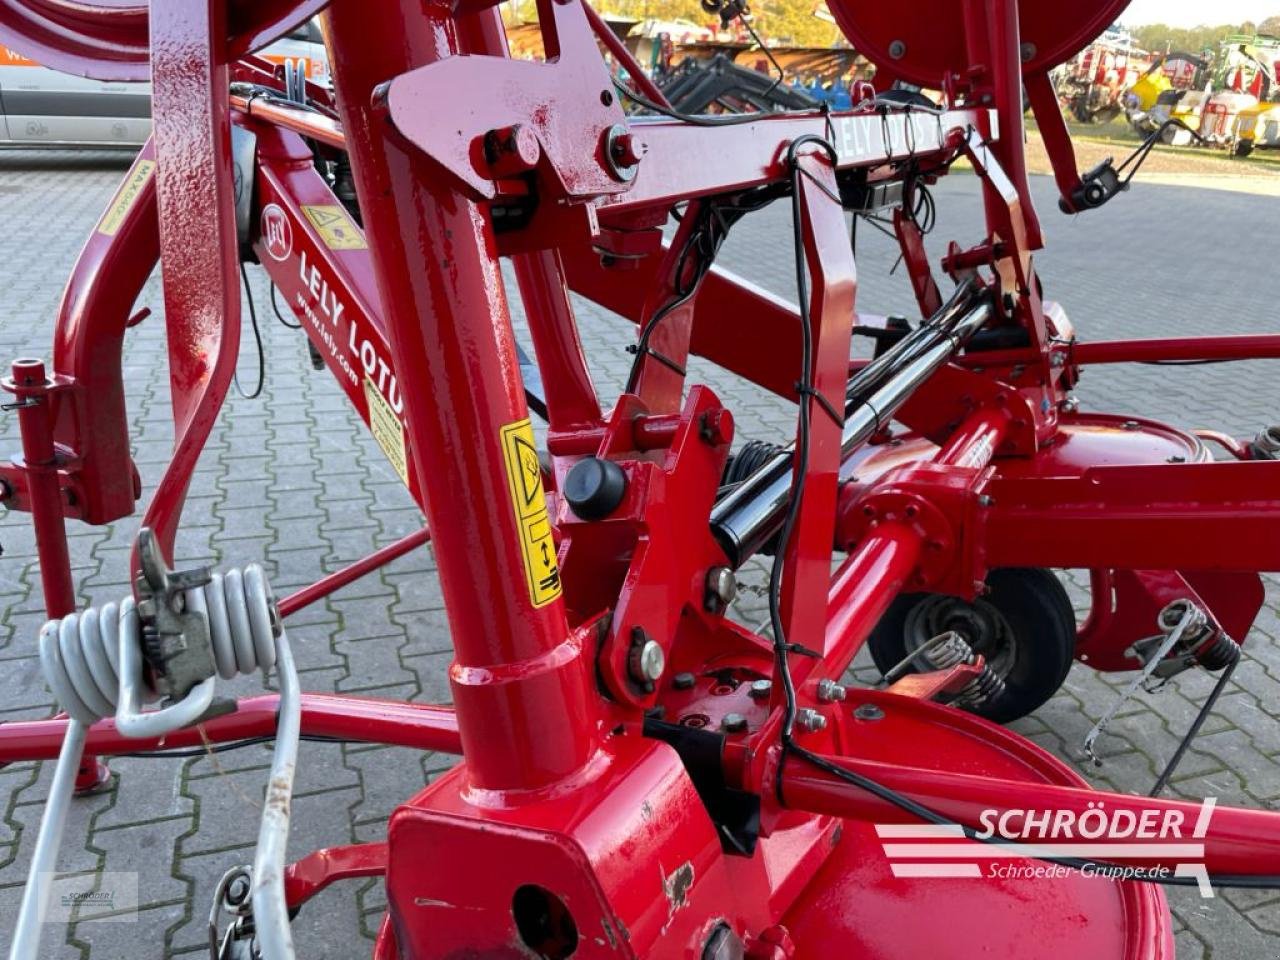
[2,0,1280,958]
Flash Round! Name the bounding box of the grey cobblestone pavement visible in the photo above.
[0,151,1278,958]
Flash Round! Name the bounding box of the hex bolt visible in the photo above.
[721,712,748,733]
[705,566,737,612]
[749,678,773,699]
[1122,419,1140,431]
[816,678,847,703]
[673,671,696,690]
[795,708,827,733]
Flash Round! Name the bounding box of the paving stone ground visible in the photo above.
[1,150,1278,958]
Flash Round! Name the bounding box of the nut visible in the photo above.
[795,708,827,733]
[816,679,847,703]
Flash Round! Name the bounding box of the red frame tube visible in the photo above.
[782,753,1278,877]
[7,359,75,618]
[278,526,431,618]
[581,1,669,106]
[324,0,600,792]
[0,694,460,760]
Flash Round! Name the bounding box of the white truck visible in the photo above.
[0,20,327,149]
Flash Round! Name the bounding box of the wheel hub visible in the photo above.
[903,595,1019,679]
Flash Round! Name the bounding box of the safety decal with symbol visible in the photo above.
[499,418,562,608]
[301,204,367,250]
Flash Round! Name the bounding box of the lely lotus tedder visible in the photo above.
[2,0,1280,957]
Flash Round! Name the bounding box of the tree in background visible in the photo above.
[1129,17,1280,55]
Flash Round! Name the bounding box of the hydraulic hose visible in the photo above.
[710,283,993,567]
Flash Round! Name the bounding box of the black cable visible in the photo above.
[768,133,839,801]
[1115,118,1207,187]
[233,262,266,400]
[785,739,1280,889]
[1150,648,1240,797]
[738,15,786,102]
[117,733,348,760]
[270,282,302,329]
[764,135,1280,893]
[625,189,777,394]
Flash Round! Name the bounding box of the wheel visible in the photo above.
[1235,140,1255,157]
[867,568,1076,723]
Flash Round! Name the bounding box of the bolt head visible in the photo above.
[721,712,748,733]
[705,566,737,611]
[749,678,773,699]
[816,678,847,703]
[796,708,827,733]
[610,131,646,167]
[483,124,540,176]
[699,407,734,446]
[673,671,696,690]
[630,638,666,684]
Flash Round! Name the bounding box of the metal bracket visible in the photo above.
[1082,599,1207,765]
[208,865,260,960]
[231,123,258,252]
[133,528,217,703]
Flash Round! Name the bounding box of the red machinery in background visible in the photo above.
[2,0,1280,958]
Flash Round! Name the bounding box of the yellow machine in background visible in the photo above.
[1127,36,1280,152]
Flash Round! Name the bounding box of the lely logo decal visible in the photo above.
[877,798,1218,897]
[261,204,293,262]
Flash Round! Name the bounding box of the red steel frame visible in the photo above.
[2,0,1280,956]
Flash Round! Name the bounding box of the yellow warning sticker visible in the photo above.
[499,418,562,608]
[97,159,156,236]
[301,204,367,250]
[363,377,410,487]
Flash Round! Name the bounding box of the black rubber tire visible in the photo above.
[867,568,1076,724]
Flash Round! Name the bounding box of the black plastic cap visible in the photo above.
[564,456,627,521]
